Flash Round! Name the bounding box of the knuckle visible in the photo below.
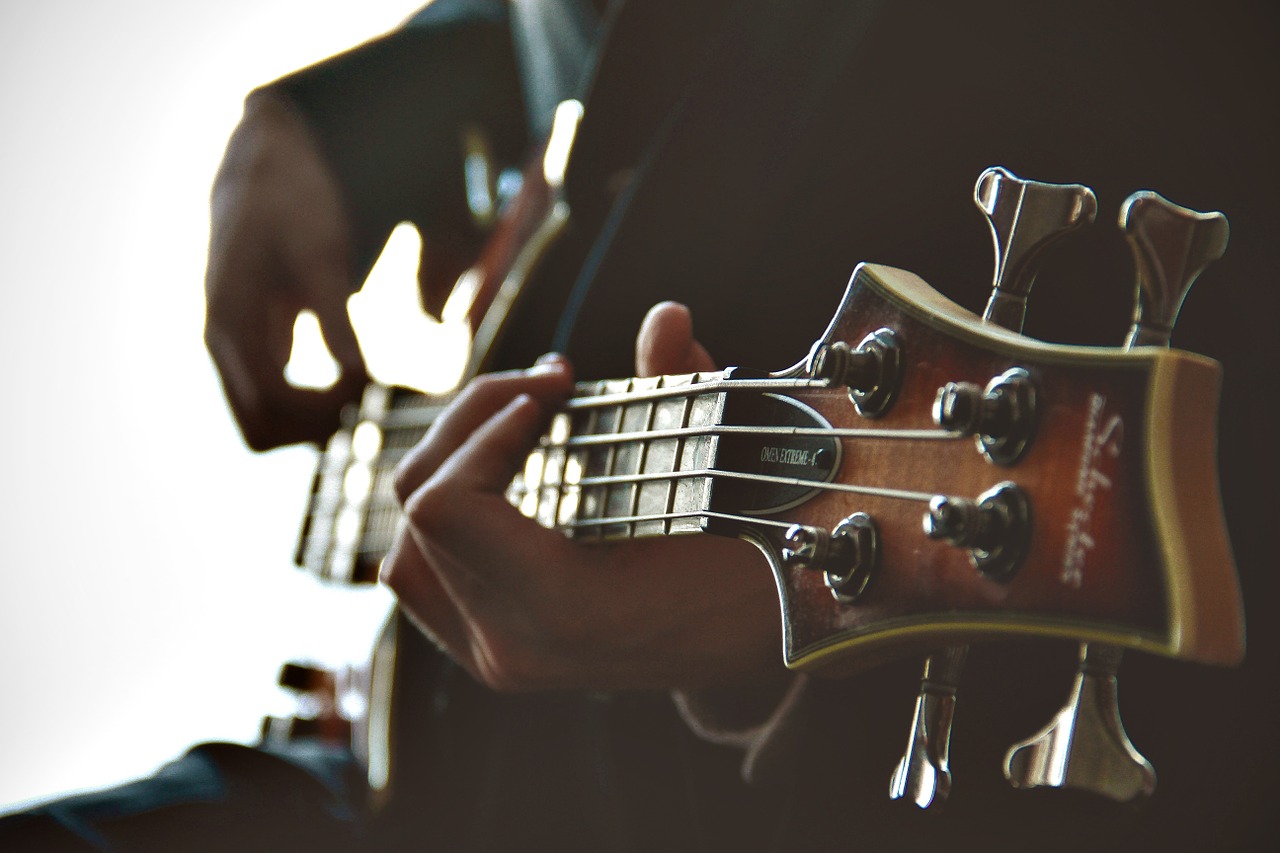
[401,480,450,534]
[477,642,544,694]
[392,455,420,504]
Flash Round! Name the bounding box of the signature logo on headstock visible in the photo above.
[1063,392,1124,588]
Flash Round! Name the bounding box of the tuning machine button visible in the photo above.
[999,191,1229,802]
[1120,190,1229,348]
[1004,644,1156,802]
[975,166,1098,333]
[923,482,1029,582]
[807,328,902,418]
[890,644,968,808]
[782,513,878,603]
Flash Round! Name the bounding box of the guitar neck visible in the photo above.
[297,384,447,582]
[509,368,845,543]
[296,102,587,583]
[299,370,734,580]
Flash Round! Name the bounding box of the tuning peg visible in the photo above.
[1004,190,1230,800]
[973,166,1097,333]
[890,644,968,808]
[1004,644,1155,802]
[1120,190,1229,347]
[260,661,354,747]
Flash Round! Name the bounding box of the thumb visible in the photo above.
[635,301,716,378]
[308,280,368,384]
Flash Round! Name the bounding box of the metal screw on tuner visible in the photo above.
[932,367,1037,465]
[923,482,1029,582]
[782,514,878,603]
[807,327,903,417]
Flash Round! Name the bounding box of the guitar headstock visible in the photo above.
[701,168,1242,807]
[497,165,1243,807]
[745,260,1241,671]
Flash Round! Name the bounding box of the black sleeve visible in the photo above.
[265,0,529,278]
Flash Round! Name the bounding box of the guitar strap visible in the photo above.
[507,0,603,139]
[549,0,887,358]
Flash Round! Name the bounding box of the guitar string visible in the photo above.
[345,462,938,556]
[562,508,795,532]
[311,378,954,558]
[340,374,831,429]
[365,422,958,467]
[520,467,936,503]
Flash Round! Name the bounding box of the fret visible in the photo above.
[598,379,633,539]
[298,427,352,579]
[622,377,659,537]
[509,372,726,543]
[296,383,455,584]
[536,413,571,528]
[520,444,545,518]
[572,381,609,537]
[634,375,678,537]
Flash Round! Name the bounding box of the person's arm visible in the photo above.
[205,3,527,450]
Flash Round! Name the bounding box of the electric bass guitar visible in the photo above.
[288,163,1244,808]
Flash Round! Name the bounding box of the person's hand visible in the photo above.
[381,302,789,692]
[205,92,368,450]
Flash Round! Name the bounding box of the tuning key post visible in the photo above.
[932,367,1037,465]
[807,328,903,418]
[782,514,878,604]
[922,482,1029,582]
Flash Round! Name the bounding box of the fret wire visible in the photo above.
[576,389,604,535]
[605,380,626,537]
[666,392,694,536]
[553,424,956,449]
[628,380,660,524]
[564,374,827,410]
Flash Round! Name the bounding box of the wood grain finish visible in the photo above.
[756,265,1242,671]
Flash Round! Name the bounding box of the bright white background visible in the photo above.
[0,0,448,811]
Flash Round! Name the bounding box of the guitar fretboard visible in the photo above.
[297,370,848,583]
[297,384,447,583]
[508,371,727,540]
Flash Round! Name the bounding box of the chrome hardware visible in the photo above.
[1003,191,1229,803]
[808,328,902,418]
[262,661,355,747]
[1120,190,1229,347]
[923,482,1029,582]
[1004,644,1156,802]
[783,515,879,604]
[781,524,828,569]
[890,644,969,809]
[974,166,1098,333]
[933,367,1037,465]
[823,513,877,603]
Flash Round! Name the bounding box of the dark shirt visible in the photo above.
[290,2,1280,850]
